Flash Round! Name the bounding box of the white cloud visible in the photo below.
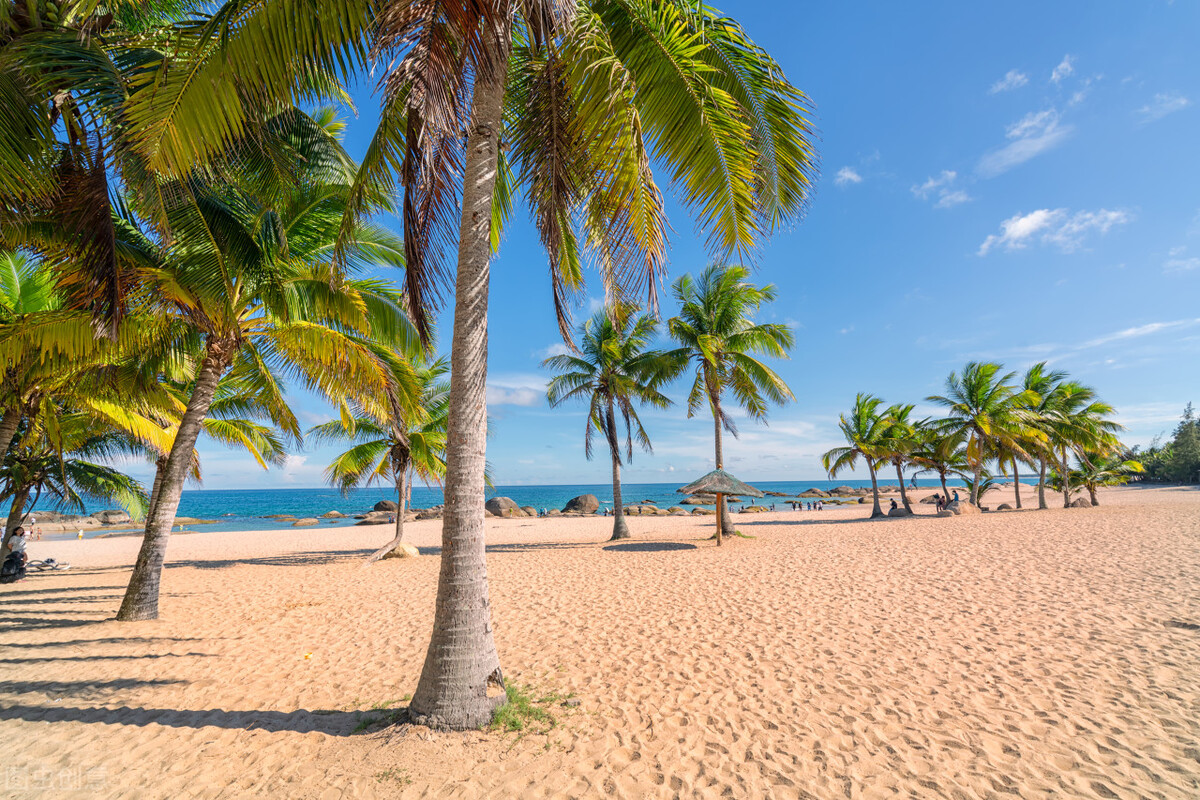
[486,373,547,407]
[1165,257,1200,274]
[977,109,1073,177]
[1138,92,1190,123]
[989,69,1029,94]
[539,342,570,359]
[1050,55,1074,85]
[834,166,862,187]
[1081,319,1200,348]
[978,207,1130,255]
[911,170,971,209]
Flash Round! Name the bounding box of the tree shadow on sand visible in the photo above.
[601,541,697,553]
[0,703,385,737]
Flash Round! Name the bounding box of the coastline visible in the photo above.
[3,484,1199,798]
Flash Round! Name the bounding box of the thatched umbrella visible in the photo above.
[678,469,764,546]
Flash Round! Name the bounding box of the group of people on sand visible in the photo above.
[788,500,825,511]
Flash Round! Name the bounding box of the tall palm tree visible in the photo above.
[1072,451,1144,506]
[544,305,681,541]
[309,355,450,563]
[1045,383,1122,508]
[668,265,794,538]
[910,422,968,505]
[878,404,919,514]
[115,111,415,622]
[140,0,817,729]
[1020,362,1069,510]
[927,362,1035,507]
[822,394,889,519]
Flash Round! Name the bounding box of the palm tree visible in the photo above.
[544,305,682,541]
[878,404,919,514]
[927,362,1035,507]
[115,111,415,622]
[1,409,150,539]
[309,355,451,563]
[1072,451,1144,506]
[822,394,889,519]
[910,423,969,505]
[1045,384,1122,508]
[1020,362,1069,510]
[668,265,794,538]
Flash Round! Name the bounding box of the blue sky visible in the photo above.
[169,0,1199,490]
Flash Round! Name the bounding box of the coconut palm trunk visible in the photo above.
[605,401,630,541]
[146,455,167,523]
[970,434,984,506]
[1,485,30,554]
[408,54,507,730]
[894,461,912,513]
[711,401,733,540]
[1011,457,1022,509]
[1088,484,1099,506]
[117,340,233,621]
[365,455,412,564]
[0,406,21,464]
[1037,458,1048,510]
[867,459,884,518]
[1061,447,1072,508]
[939,473,951,507]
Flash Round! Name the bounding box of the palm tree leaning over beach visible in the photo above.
[545,305,682,541]
[823,394,889,519]
[1046,383,1122,508]
[668,265,795,539]
[878,404,919,514]
[910,422,968,506]
[144,0,817,728]
[115,111,414,622]
[927,362,1036,507]
[309,354,450,564]
[1020,362,1069,510]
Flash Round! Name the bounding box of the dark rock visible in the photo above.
[485,497,521,517]
[521,506,538,517]
[92,509,132,525]
[563,494,600,514]
[373,500,398,513]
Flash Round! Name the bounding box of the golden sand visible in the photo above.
[2,485,1199,798]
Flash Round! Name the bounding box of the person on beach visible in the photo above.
[1,527,29,583]
[934,494,943,512]
[889,499,898,512]
[952,490,959,502]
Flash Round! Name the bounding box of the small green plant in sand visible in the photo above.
[352,695,412,733]
[374,768,412,786]
[489,683,572,736]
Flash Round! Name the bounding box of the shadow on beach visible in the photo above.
[0,703,371,736]
[601,541,697,553]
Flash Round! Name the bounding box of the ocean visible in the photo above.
[47,478,968,538]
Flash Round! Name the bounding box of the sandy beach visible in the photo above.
[2,485,1199,798]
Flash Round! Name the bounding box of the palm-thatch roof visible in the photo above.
[678,469,764,498]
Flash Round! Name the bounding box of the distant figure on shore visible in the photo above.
[952,490,960,502]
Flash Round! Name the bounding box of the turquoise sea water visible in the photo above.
[50,478,966,538]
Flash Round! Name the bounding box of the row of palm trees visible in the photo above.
[824,362,1141,518]
[545,264,794,543]
[1,0,818,728]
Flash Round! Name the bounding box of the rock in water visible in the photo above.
[381,542,420,559]
[485,497,521,517]
[92,509,132,525]
[563,494,599,514]
[292,518,319,527]
[321,511,345,518]
[373,500,398,512]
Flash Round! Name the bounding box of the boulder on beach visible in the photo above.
[668,506,684,514]
[92,509,132,525]
[887,507,912,518]
[671,509,689,516]
[416,509,444,520]
[546,508,561,516]
[799,488,830,497]
[919,495,940,504]
[830,486,857,496]
[521,506,538,517]
[996,503,1014,511]
[945,500,980,516]
[563,494,599,514]
[1071,497,1093,508]
[691,507,715,515]
[381,542,421,559]
[292,518,319,527]
[321,511,345,518]
[485,497,521,517]
[373,500,398,513]
[741,506,768,513]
